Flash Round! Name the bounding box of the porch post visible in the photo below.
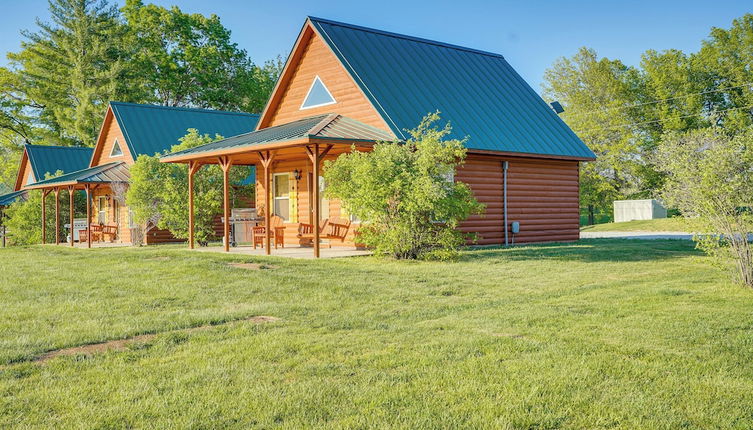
[258,150,276,256]
[68,186,74,247]
[85,184,91,248]
[218,156,233,252]
[305,143,333,259]
[312,144,320,258]
[188,161,200,249]
[41,190,48,244]
[54,188,60,245]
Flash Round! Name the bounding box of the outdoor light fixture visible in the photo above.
[293,169,302,181]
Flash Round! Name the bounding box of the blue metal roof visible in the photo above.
[110,102,260,158]
[0,190,26,207]
[25,144,93,180]
[308,17,595,160]
[26,162,130,189]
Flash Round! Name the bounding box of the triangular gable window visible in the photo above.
[300,76,336,110]
[110,139,123,157]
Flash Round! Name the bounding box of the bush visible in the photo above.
[655,127,753,287]
[323,112,484,260]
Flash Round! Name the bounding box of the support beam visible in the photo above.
[218,156,233,252]
[258,150,277,256]
[305,144,332,259]
[188,161,201,249]
[85,185,91,248]
[68,186,75,247]
[41,190,48,245]
[54,188,60,245]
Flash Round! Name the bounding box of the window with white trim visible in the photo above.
[300,76,336,110]
[97,196,107,223]
[273,172,290,221]
[110,139,123,157]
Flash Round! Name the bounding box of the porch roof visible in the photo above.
[161,114,394,163]
[25,162,130,190]
[0,190,26,207]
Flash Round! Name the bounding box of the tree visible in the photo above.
[6,0,131,146]
[122,0,275,112]
[127,129,252,246]
[323,112,484,260]
[543,48,646,222]
[655,127,753,288]
[698,14,753,133]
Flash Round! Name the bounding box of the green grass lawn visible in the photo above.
[1,241,752,428]
[580,217,699,232]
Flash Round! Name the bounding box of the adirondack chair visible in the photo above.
[252,215,286,249]
[297,218,351,247]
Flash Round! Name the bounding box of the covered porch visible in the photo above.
[161,114,393,258]
[25,162,130,247]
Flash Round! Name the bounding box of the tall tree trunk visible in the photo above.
[588,204,595,226]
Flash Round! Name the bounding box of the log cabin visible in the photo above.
[25,102,259,246]
[161,17,595,257]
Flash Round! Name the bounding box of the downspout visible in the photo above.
[503,161,509,246]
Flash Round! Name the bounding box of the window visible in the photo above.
[26,173,35,185]
[97,196,107,223]
[273,173,290,221]
[110,139,123,157]
[300,76,336,110]
[128,209,138,229]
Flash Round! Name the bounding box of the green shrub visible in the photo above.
[323,112,484,260]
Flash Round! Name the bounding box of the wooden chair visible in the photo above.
[297,218,351,247]
[252,215,286,249]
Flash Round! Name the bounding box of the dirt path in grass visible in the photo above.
[34,315,280,363]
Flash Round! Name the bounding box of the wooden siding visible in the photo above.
[17,159,35,191]
[457,155,580,245]
[262,26,391,133]
[91,109,134,167]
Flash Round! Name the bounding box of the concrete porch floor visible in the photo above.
[192,245,372,259]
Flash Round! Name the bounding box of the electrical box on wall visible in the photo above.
[510,221,520,234]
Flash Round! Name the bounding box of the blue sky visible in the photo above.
[0,0,750,92]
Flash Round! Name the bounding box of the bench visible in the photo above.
[297,218,351,247]
[81,224,118,243]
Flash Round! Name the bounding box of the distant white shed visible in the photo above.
[613,199,667,223]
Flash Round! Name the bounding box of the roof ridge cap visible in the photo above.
[308,16,505,59]
[110,101,260,117]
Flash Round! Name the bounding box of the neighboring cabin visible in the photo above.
[163,16,594,250]
[26,102,259,244]
[0,144,93,210]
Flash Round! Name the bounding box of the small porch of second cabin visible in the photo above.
[24,162,132,247]
[161,114,395,258]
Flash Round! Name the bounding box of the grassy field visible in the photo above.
[1,241,752,428]
[580,217,698,232]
